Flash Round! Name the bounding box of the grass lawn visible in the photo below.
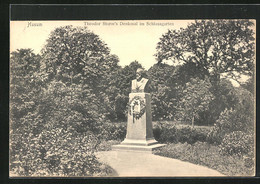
[153,142,254,176]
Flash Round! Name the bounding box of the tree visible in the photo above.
[208,87,254,144]
[41,25,120,124]
[232,87,254,132]
[148,63,177,120]
[156,20,255,85]
[10,27,120,176]
[10,49,42,134]
[106,61,143,121]
[204,79,238,124]
[176,78,214,127]
[174,62,208,86]
[41,25,118,91]
[10,49,45,175]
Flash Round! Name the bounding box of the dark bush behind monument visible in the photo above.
[112,68,165,152]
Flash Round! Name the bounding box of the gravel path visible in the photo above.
[96,150,225,177]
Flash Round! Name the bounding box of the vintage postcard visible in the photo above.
[10,19,256,177]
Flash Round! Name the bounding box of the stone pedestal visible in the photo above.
[112,93,165,152]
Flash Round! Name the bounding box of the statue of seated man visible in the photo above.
[131,68,150,93]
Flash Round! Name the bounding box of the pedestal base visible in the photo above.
[121,138,158,146]
[112,139,165,153]
[113,92,165,153]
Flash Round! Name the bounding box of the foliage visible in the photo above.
[10,49,42,133]
[207,87,254,144]
[105,61,143,121]
[38,25,123,130]
[204,79,238,124]
[154,142,254,176]
[174,62,208,86]
[153,121,210,144]
[219,131,254,157]
[9,26,121,176]
[148,63,178,120]
[10,24,255,177]
[97,122,126,141]
[41,25,120,118]
[153,122,177,143]
[157,21,255,123]
[233,87,255,128]
[41,80,103,134]
[10,127,114,176]
[156,20,255,83]
[176,77,214,126]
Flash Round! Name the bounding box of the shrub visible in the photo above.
[207,87,254,145]
[153,121,178,142]
[180,127,209,144]
[219,131,254,157]
[207,106,254,145]
[154,142,254,176]
[153,121,209,144]
[207,108,241,144]
[97,122,126,141]
[243,149,255,169]
[10,126,112,177]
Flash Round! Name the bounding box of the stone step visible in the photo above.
[112,143,165,153]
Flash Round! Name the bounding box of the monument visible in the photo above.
[112,68,165,152]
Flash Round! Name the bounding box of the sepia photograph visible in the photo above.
[9,19,256,177]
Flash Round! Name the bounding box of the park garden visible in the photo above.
[10,20,255,176]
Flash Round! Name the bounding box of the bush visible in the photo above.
[207,109,241,144]
[243,149,255,169]
[207,105,254,145]
[95,121,210,144]
[154,142,254,176]
[153,121,209,144]
[97,122,127,141]
[219,131,254,157]
[153,121,177,142]
[10,126,113,177]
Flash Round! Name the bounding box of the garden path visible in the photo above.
[96,151,225,177]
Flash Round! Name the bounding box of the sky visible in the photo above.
[10,20,255,87]
[10,20,193,70]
